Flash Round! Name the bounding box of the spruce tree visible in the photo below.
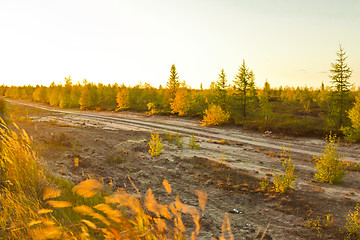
[233,60,255,117]
[329,45,353,128]
[214,69,228,109]
[166,64,180,101]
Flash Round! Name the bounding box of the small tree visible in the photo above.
[116,86,130,111]
[259,80,273,120]
[329,45,353,128]
[170,84,189,116]
[166,64,180,102]
[213,69,228,109]
[148,132,163,157]
[314,134,345,184]
[233,60,256,118]
[59,75,73,109]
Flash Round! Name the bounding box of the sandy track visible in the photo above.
[6,99,360,239]
[7,99,360,202]
[7,99,360,162]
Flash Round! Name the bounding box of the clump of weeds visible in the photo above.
[188,134,200,149]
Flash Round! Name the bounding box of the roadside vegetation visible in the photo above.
[313,134,346,184]
[1,45,358,139]
[2,120,254,239]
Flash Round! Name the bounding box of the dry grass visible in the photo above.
[2,119,262,239]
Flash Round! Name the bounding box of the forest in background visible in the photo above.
[1,46,359,140]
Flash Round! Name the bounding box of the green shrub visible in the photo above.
[174,132,183,148]
[313,134,345,184]
[273,148,297,194]
[188,134,200,149]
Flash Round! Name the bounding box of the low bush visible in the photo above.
[313,134,345,184]
[273,148,297,194]
[345,204,360,237]
[188,134,200,149]
[201,104,230,126]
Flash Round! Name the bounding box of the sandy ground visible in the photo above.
[6,99,360,239]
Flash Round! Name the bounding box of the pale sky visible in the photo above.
[0,0,359,89]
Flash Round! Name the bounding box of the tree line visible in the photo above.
[1,45,359,140]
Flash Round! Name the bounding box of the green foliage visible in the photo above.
[59,76,73,108]
[273,148,297,194]
[174,132,184,148]
[213,69,228,110]
[329,45,353,128]
[342,95,360,142]
[148,131,163,156]
[165,132,174,142]
[313,134,345,184]
[188,89,207,116]
[201,104,230,126]
[166,64,180,103]
[188,134,200,149]
[345,204,360,237]
[259,80,273,121]
[233,59,256,118]
[79,81,100,110]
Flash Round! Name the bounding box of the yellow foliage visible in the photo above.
[162,179,172,194]
[201,104,230,126]
[94,204,122,223]
[81,219,97,230]
[37,209,53,215]
[148,131,163,157]
[116,88,129,110]
[314,135,345,184]
[170,87,189,116]
[43,187,61,200]
[72,179,103,198]
[46,200,72,208]
[30,226,64,240]
[195,190,208,212]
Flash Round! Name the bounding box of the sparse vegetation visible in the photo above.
[148,131,163,156]
[174,132,184,148]
[1,122,253,239]
[259,177,270,191]
[188,134,200,149]
[313,134,345,184]
[305,214,334,238]
[345,204,360,237]
[273,148,297,194]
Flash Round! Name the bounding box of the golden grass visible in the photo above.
[0,118,273,239]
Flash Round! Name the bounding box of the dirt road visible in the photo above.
[6,99,360,239]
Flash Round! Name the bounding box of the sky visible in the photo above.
[0,0,359,89]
